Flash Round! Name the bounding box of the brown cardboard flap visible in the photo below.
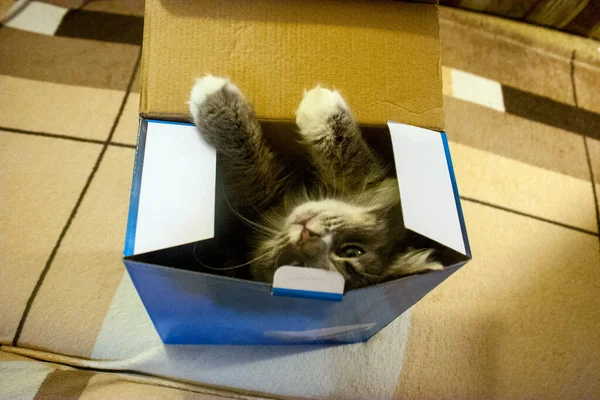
[141,0,444,130]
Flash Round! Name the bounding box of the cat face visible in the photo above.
[250,178,442,290]
[286,199,393,278]
[250,179,415,289]
[253,199,392,288]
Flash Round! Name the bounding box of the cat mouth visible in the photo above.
[276,233,329,270]
[275,245,305,268]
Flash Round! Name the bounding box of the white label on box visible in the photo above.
[134,121,217,255]
[272,266,345,301]
[388,122,466,255]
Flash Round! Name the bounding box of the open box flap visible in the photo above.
[140,0,443,130]
[388,121,471,257]
[124,119,216,257]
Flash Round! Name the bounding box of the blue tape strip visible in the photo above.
[146,119,194,127]
[441,132,472,258]
[123,119,149,257]
[272,288,343,302]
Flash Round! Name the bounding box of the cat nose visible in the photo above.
[300,226,320,241]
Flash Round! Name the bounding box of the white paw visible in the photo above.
[188,75,241,123]
[296,86,348,137]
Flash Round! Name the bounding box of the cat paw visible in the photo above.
[296,86,348,138]
[189,75,241,123]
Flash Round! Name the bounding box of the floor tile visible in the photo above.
[0,0,15,16]
[111,93,140,145]
[440,8,575,105]
[5,1,67,36]
[80,374,222,400]
[0,349,228,400]
[0,75,123,141]
[0,27,140,91]
[82,0,145,16]
[448,68,505,112]
[55,10,143,46]
[573,55,600,114]
[17,147,135,357]
[396,201,600,398]
[0,351,54,400]
[0,131,101,344]
[38,0,84,8]
[450,141,598,233]
[444,96,590,181]
[502,85,600,141]
[34,370,95,400]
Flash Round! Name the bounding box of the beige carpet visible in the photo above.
[1,3,599,399]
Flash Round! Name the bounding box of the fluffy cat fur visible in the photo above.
[189,75,442,290]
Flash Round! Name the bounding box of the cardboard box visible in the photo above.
[123,120,471,344]
[140,0,444,130]
[123,0,471,345]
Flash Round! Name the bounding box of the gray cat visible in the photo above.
[189,75,441,290]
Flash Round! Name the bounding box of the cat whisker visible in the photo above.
[234,210,278,235]
[360,177,369,197]
[250,203,280,230]
[302,185,309,202]
[278,168,299,188]
[220,185,279,235]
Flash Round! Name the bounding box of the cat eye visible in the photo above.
[339,245,365,258]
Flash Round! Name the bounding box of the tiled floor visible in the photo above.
[1,0,143,344]
[1,3,599,399]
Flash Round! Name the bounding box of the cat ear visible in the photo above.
[387,248,443,277]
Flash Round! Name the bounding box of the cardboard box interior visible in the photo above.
[128,121,467,281]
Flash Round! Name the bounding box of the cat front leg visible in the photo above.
[189,75,286,209]
[295,87,386,194]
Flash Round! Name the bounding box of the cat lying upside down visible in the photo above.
[189,76,442,290]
